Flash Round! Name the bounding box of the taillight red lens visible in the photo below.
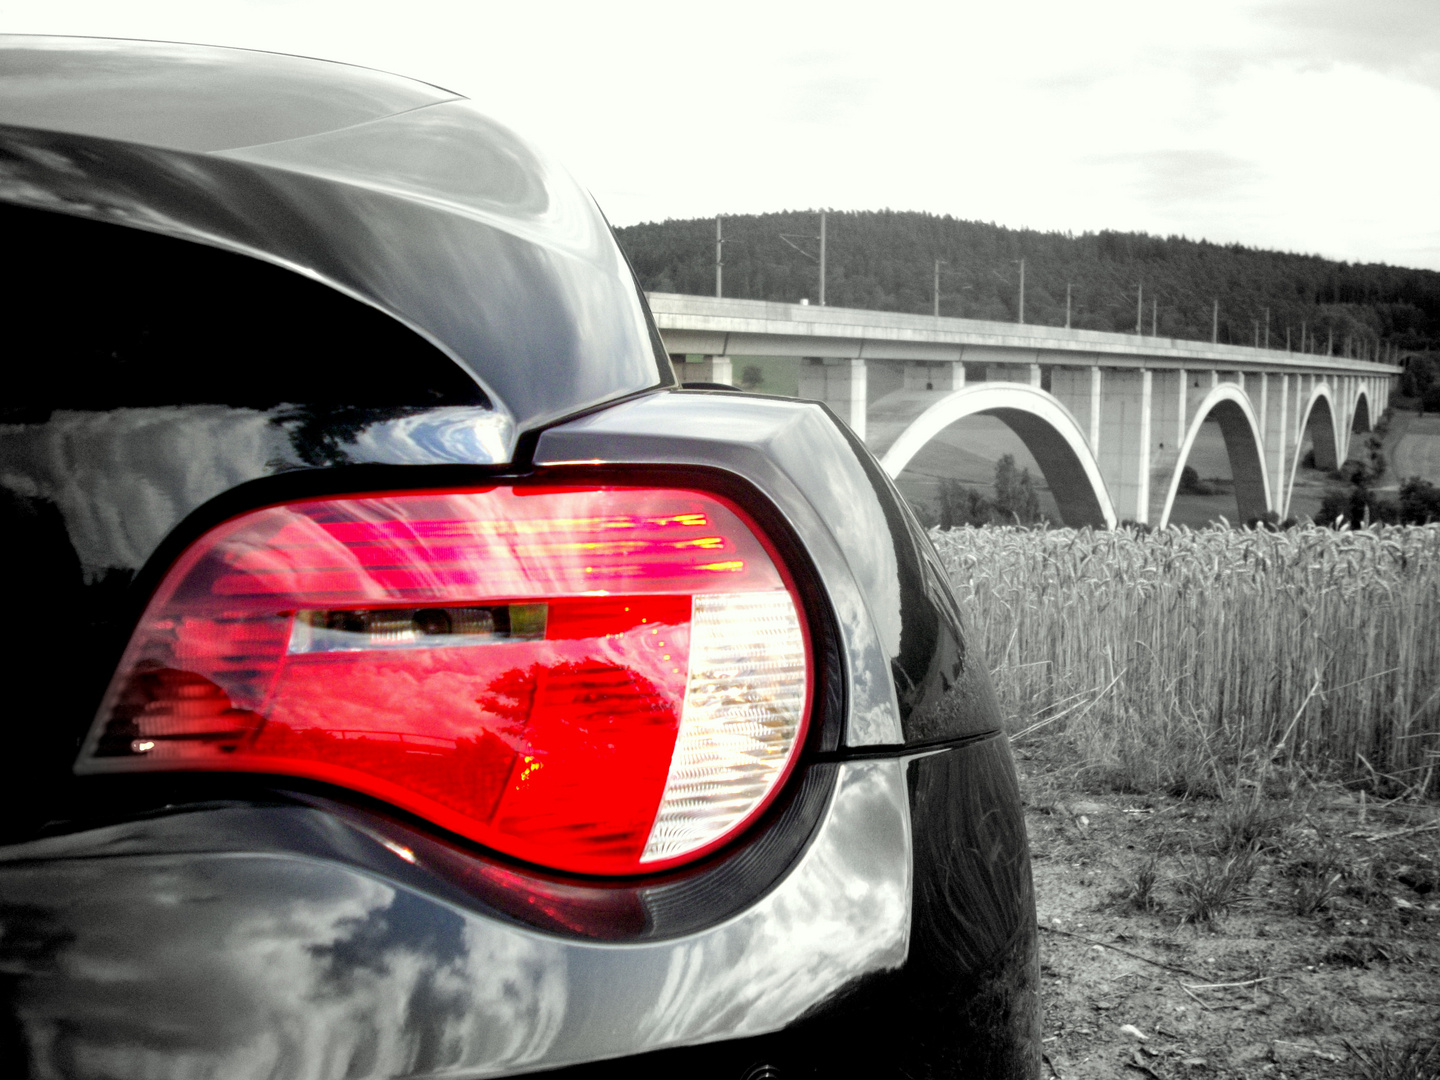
[77,486,812,874]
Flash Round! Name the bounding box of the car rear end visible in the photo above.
[0,35,1038,1079]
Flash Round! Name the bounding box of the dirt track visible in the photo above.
[1020,749,1440,1078]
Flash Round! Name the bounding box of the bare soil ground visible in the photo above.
[1019,743,1440,1079]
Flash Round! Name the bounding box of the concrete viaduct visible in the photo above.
[650,293,1398,530]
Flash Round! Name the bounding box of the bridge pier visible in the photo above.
[1337,376,1356,461]
[904,361,965,392]
[984,363,1041,387]
[1050,366,1102,456]
[672,354,732,385]
[1262,373,1291,515]
[1148,370,1187,524]
[1094,369,1153,524]
[800,358,867,441]
[1257,373,1270,443]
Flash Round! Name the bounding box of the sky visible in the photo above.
[4,0,1438,270]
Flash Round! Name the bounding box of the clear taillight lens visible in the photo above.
[76,486,811,875]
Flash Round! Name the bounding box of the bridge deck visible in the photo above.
[648,293,1395,377]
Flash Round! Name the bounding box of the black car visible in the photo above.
[0,35,1038,1080]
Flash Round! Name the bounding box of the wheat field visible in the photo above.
[931,523,1440,795]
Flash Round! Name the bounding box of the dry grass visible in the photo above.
[1291,850,1346,916]
[1346,1035,1440,1080]
[933,523,1440,795]
[1173,847,1258,925]
[1025,732,1440,1078]
[1211,786,1301,853]
[1109,850,1162,913]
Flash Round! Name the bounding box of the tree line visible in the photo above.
[616,210,1440,356]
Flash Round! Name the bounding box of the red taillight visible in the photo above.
[77,486,812,875]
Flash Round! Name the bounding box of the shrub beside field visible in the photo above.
[932,524,1440,796]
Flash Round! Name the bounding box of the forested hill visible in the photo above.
[615,211,1440,355]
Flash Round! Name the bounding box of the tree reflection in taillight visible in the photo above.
[76,486,811,875]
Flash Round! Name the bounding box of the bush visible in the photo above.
[1319,486,1394,528]
[906,493,940,530]
[1399,477,1440,524]
[1178,464,1216,495]
[938,478,991,528]
[1323,476,1440,527]
[937,455,1048,528]
[993,455,1043,524]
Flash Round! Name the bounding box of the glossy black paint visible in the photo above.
[0,35,455,152]
[534,737,1041,1080]
[0,760,914,1078]
[2,763,839,946]
[0,740,1038,1079]
[824,410,1008,745]
[1,203,489,422]
[0,35,1037,1078]
[0,37,673,433]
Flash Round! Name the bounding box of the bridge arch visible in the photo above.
[1285,383,1343,514]
[1351,389,1372,436]
[879,383,1116,529]
[1159,384,1271,528]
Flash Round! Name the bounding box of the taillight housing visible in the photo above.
[76,486,812,875]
